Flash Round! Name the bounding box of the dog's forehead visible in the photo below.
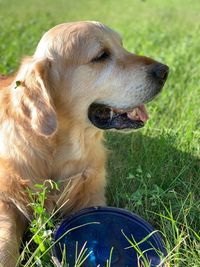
[52,21,121,40]
[86,21,122,42]
[74,22,123,54]
[60,22,120,49]
[34,22,122,60]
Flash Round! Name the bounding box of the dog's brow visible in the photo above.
[88,41,103,59]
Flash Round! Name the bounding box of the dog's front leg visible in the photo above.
[0,201,27,267]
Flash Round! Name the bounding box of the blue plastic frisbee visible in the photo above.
[54,206,166,266]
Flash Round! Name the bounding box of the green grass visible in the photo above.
[0,0,200,266]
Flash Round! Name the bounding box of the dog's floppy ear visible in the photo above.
[12,57,57,137]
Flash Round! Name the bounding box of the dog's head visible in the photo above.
[12,22,169,136]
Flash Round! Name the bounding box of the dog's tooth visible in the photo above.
[110,110,114,119]
[127,108,138,120]
[128,109,137,118]
[132,108,137,116]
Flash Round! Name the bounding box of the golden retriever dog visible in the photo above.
[0,21,169,266]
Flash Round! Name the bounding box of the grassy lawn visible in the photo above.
[0,0,200,266]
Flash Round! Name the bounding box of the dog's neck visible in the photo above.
[0,101,104,183]
[0,81,105,192]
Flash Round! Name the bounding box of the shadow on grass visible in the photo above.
[106,131,200,229]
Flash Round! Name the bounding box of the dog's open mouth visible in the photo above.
[88,103,149,130]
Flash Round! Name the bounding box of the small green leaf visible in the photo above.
[14,80,21,89]
[34,184,44,189]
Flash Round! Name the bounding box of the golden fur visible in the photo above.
[0,21,167,266]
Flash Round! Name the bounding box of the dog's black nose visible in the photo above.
[151,63,169,82]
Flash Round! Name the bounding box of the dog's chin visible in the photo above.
[88,103,149,131]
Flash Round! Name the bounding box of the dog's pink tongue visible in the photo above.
[137,105,149,122]
[127,105,149,122]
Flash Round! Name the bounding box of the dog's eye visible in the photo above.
[92,51,109,63]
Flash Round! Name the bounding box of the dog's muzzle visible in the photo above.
[88,63,169,131]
